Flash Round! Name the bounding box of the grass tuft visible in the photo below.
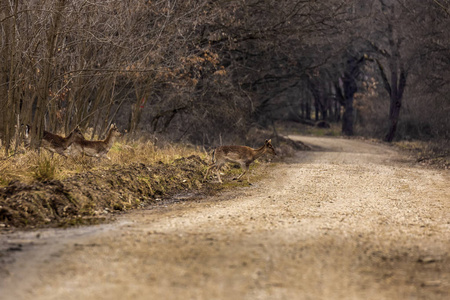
[32,152,57,182]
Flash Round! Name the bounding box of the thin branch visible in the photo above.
[432,0,450,17]
[375,59,392,96]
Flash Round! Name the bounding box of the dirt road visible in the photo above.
[1,136,449,299]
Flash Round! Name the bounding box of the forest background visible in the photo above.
[1,0,449,153]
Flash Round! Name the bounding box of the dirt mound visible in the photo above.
[0,155,207,228]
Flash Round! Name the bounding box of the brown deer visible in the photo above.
[204,139,277,184]
[67,124,120,159]
[25,125,84,157]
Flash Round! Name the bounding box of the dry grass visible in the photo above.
[110,137,203,165]
[0,136,206,187]
[394,139,450,169]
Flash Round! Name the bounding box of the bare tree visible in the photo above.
[358,0,449,141]
[1,0,448,152]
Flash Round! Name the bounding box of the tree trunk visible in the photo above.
[342,93,354,136]
[129,82,149,135]
[335,75,356,136]
[314,102,319,121]
[322,106,328,120]
[1,0,19,155]
[334,55,367,136]
[385,96,401,142]
[305,99,311,120]
[335,100,341,122]
[376,59,407,142]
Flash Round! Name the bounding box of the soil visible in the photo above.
[0,135,449,300]
[0,155,209,228]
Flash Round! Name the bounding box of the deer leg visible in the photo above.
[235,163,249,181]
[216,163,224,183]
[203,163,215,182]
[57,149,67,158]
[246,164,251,184]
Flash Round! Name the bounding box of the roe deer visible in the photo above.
[25,125,84,157]
[204,139,276,184]
[67,124,120,159]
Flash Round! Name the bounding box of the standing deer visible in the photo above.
[204,139,277,184]
[67,124,120,159]
[25,125,84,157]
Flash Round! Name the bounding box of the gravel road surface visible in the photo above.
[1,136,449,300]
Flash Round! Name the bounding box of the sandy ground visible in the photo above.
[1,136,449,300]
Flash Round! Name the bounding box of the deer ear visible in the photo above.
[267,139,271,144]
